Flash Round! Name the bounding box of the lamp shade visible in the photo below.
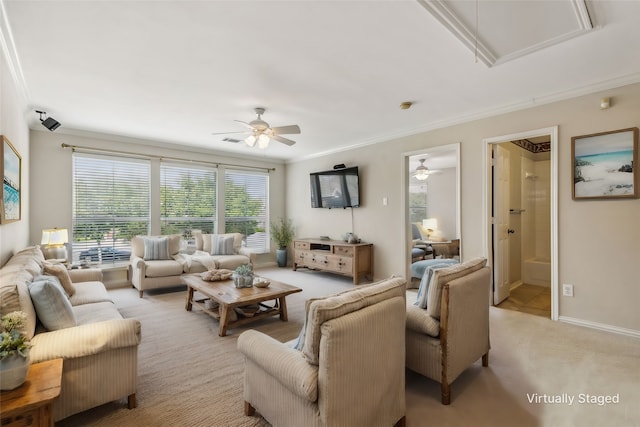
[422,218,438,232]
[41,228,69,246]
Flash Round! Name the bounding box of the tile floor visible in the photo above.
[497,283,551,318]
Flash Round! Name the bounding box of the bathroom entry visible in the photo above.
[484,127,558,319]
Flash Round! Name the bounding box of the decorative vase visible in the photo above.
[276,249,287,268]
[0,353,30,391]
[234,273,254,288]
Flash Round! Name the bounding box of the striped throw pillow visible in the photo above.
[209,235,235,255]
[143,237,170,260]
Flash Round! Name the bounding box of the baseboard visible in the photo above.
[558,316,640,338]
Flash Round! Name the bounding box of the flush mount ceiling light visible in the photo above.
[414,158,431,180]
[36,110,61,131]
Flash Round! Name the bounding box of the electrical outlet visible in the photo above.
[562,283,574,297]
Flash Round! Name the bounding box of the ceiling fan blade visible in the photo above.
[211,130,252,136]
[271,134,296,146]
[234,120,255,130]
[270,124,300,135]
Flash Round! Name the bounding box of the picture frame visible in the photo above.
[1,135,22,223]
[571,127,638,200]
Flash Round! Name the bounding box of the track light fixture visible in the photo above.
[36,110,61,131]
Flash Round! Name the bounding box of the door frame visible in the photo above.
[402,143,461,282]
[482,126,559,320]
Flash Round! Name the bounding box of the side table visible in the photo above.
[1,358,63,427]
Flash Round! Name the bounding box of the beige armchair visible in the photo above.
[405,258,491,404]
[237,277,407,427]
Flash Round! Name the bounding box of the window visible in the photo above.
[72,154,150,263]
[160,163,216,240]
[224,169,269,253]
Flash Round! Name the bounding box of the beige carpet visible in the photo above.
[58,268,640,427]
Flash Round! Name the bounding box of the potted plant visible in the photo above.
[0,311,32,390]
[270,217,295,267]
[233,264,254,288]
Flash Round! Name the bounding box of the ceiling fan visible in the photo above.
[413,158,440,180]
[212,107,300,149]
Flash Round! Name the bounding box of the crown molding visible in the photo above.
[0,0,30,105]
[289,72,640,164]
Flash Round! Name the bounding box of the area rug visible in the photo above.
[57,268,640,426]
[57,268,352,427]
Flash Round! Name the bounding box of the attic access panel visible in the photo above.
[417,0,593,66]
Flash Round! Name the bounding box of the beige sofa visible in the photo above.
[130,233,255,297]
[0,246,141,421]
[238,276,407,427]
[405,257,491,404]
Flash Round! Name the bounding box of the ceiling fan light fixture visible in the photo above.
[415,158,430,180]
[258,133,270,149]
[245,134,257,147]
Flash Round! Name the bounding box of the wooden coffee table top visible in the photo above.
[181,274,302,307]
[182,273,302,336]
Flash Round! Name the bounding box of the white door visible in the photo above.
[493,144,511,304]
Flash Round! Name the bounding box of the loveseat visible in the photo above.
[129,233,255,297]
[0,246,141,421]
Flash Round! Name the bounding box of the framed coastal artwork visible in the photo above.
[572,127,638,200]
[1,135,22,223]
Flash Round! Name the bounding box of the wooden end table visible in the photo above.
[182,274,302,337]
[1,358,63,427]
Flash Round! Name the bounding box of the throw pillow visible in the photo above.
[209,235,235,255]
[0,284,21,316]
[43,262,76,296]
[29,276,77,331]
[414,263,454,309]
[425,257,487,319]
[143,237,170,261]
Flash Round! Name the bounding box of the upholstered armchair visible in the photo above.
[405,258,491,404]
[237,277,407,427]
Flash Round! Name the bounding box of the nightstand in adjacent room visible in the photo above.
[1,358,63,427]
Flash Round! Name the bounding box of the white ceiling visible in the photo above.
[2,0,640,162]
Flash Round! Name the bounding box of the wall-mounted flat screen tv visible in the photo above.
[310,166,360,208]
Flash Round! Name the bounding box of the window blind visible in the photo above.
[160,163,216,240]
[224,169,269,253]
[72,153,150,264]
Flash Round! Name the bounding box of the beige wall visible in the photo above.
[286,83,640,333]
[0,51,31,265]
[426,167,457,241]
[29,130,286,266]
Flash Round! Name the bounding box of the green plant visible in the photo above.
[0,311,31,359]
[234,264,254,277]
[270,217,295,249]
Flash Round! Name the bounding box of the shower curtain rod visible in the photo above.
[60,143,276,173]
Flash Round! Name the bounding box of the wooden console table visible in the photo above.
[1,358,63,427]
[293,238,373,285]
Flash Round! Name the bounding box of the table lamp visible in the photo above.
[41,228,69,260]
[422,218,438,238]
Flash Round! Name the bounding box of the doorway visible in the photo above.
[483,127,558,320]
[402,143,460,283]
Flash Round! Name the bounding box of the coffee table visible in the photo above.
[182,273,302,336]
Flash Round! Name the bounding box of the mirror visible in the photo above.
[404,143,460,283]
